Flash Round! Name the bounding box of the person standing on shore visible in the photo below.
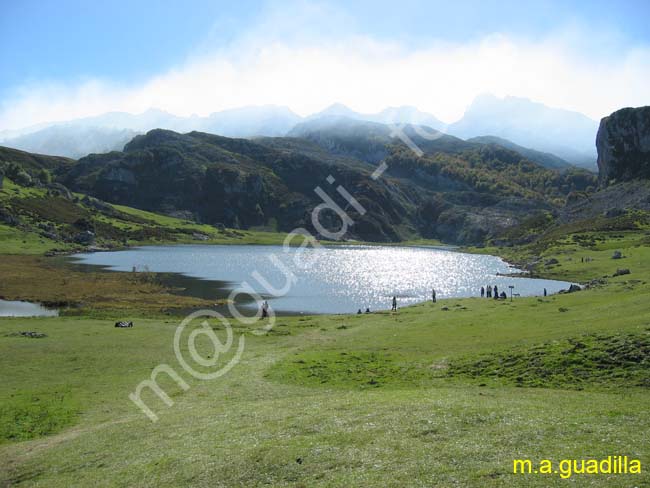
[392,296,397,311]
[432,289,437,303]
[480,286,485,298]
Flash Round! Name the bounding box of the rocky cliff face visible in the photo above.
[596,106,650,185]
[60,128,594,244]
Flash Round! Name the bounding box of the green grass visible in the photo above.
[0,178,289,254]
[1,229,649,486]
[448,330,650,389]
[0,393,78,443]
[0,223,69,254]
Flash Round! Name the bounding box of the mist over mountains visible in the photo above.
[449,94,599,168]
[0,95,599,169]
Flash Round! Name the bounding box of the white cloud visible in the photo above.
[1,8,649,131]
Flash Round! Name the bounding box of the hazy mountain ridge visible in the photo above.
[2,125,139,159]
[448,94,598,169]
[50,125,596,244]
[467,135,572,170]
[291,117,573,171]
[0,95,599,169]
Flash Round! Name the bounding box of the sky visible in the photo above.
[0,0,649,130]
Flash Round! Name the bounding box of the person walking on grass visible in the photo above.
[432,288,437,303]
[480,286,485,298]
[486,286,492,298]
[392,296,397,312]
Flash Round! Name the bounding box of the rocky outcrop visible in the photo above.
[596,106,650,185]
[62,128,592,245]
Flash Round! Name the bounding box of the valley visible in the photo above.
[1,105,649,487]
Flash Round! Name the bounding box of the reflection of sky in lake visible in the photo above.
[0,299,59,317]
[71,245,574,315]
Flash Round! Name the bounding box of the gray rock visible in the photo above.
[596,106,650,185]
[6,331,48,338]
[104,167,137,185]
[73,230,96,245]
[45,182,73,200]
[612,250,623,259]
[613,268,631,276]
[604,208,626,218]
[82,195,113,213]
[40,231,59,240]
[0,207,20,226]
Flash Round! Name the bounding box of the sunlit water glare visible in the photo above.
[71,245,574,314]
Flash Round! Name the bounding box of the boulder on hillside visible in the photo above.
[73,230,96,245]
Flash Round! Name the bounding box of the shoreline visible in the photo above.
[55,242,575,317]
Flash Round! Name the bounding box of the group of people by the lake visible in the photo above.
[383,284,550,313]
[479,285,547,299]
[480,285,507,300]
[267,281,552,317]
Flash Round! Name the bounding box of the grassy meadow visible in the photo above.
[0,177,288,255]
[1,226,649,486]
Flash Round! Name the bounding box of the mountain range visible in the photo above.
[2,116,596,245]
[5,104,650,248]
[0,95,599,169]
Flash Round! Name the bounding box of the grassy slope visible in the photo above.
[0,178,287,255]
[1,229,649,486]
[0,255,218,316]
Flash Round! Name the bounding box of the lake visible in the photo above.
[69,244,574,315]
[0,299,59,317]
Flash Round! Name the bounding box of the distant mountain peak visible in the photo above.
[449,93,598,169]
[315,103,359,118]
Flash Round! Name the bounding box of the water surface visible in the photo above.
[0,299,59,317]
[71,245,573,315]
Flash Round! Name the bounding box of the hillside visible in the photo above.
[0,174,286,255]
[0,146,74,174]
[467,135,572,170]
[55,126,596,244]
[484,106,650,254]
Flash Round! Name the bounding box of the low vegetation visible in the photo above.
[0,255,216,316]
[448,330,650,389]
[0,176,288,255]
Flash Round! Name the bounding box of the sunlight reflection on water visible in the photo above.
[71,245,574,314]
